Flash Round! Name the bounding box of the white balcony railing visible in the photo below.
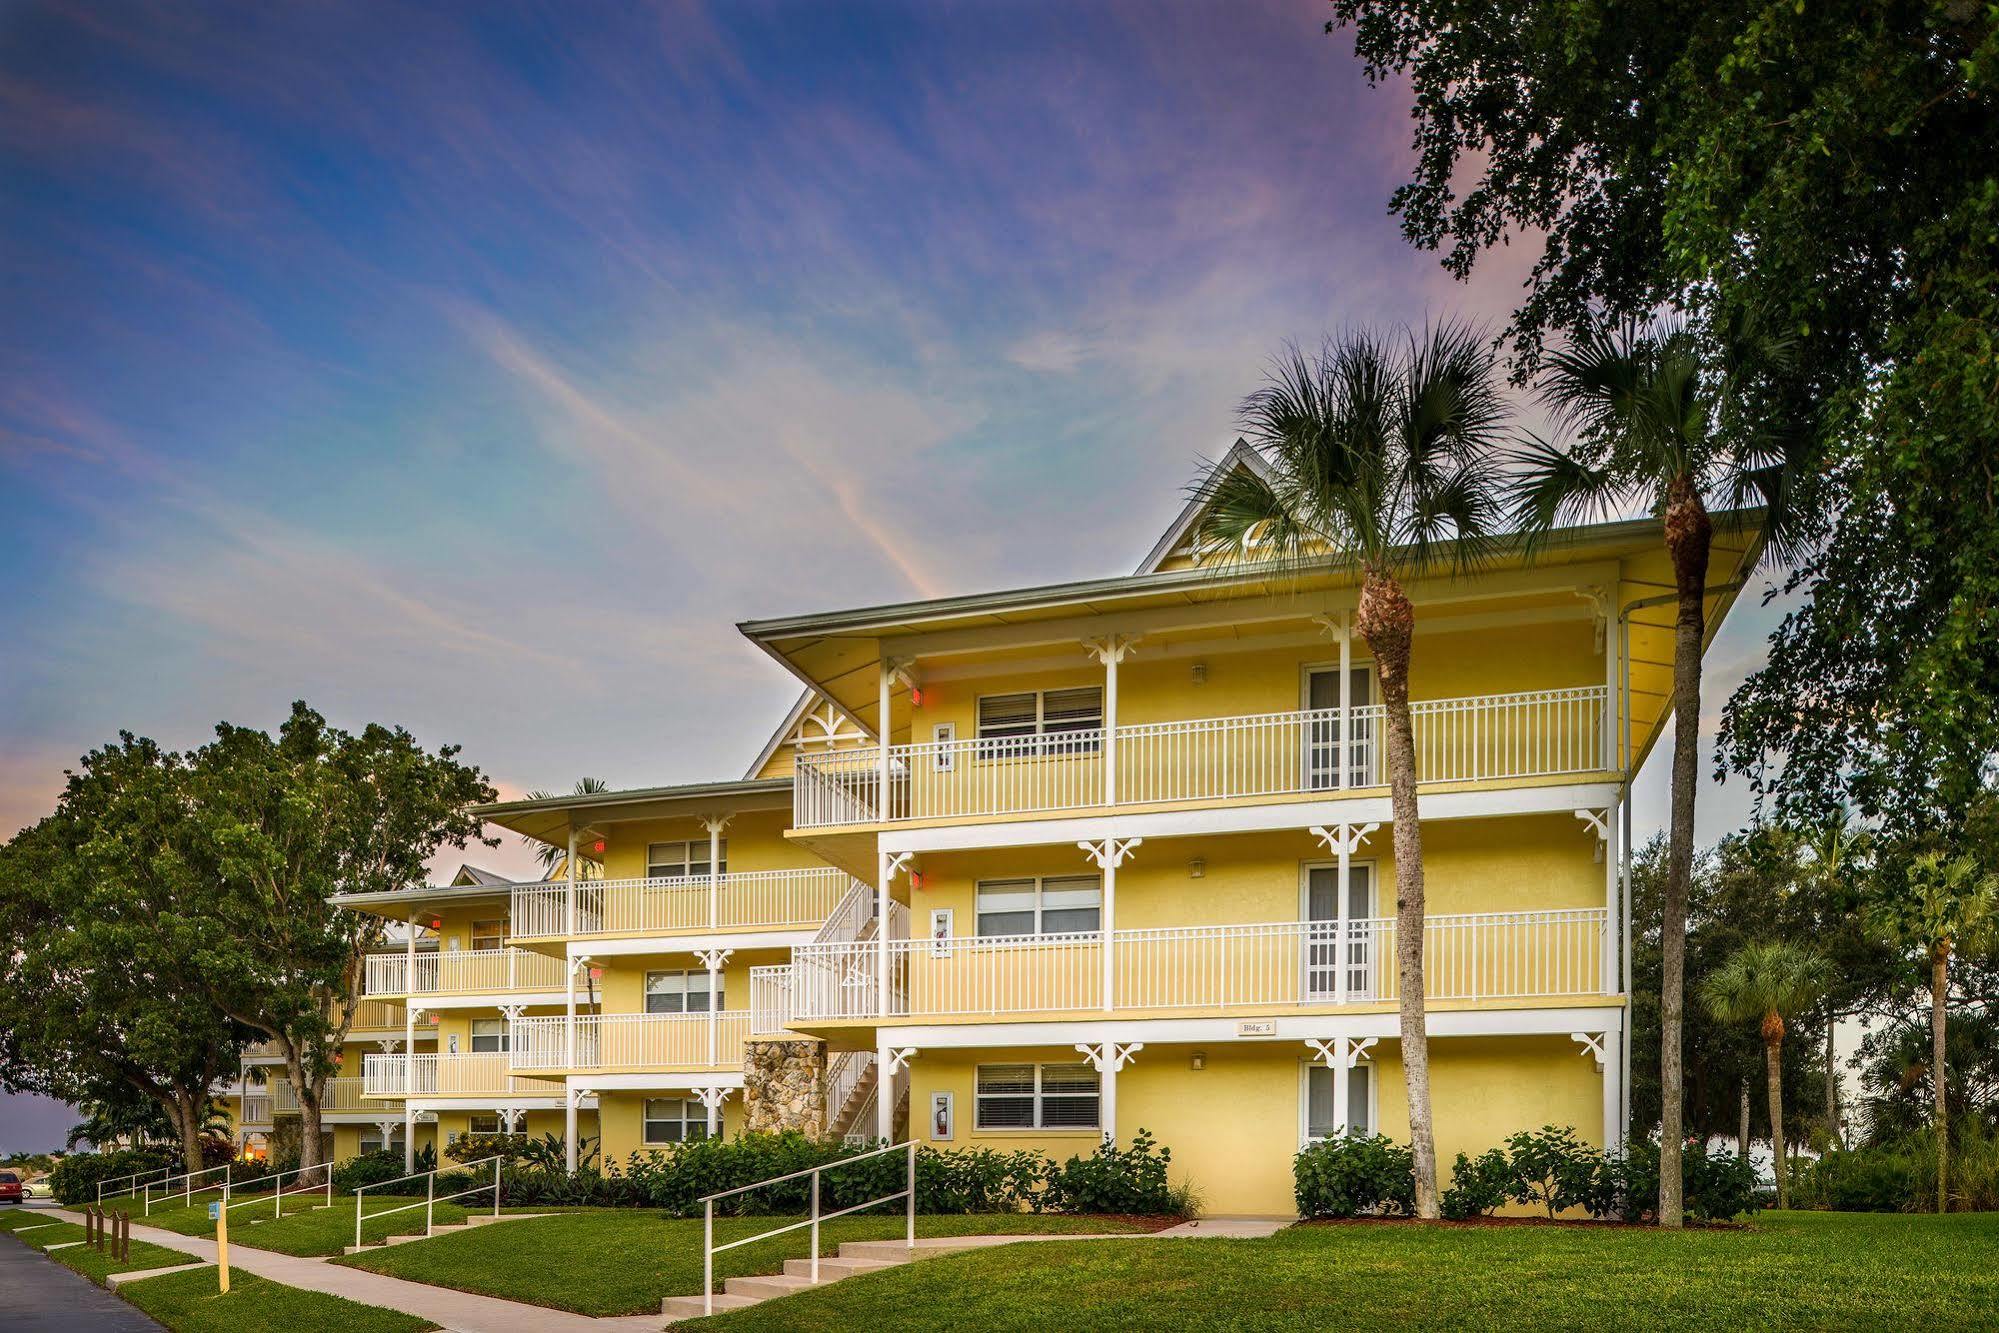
[794,685,1610,827]
[507,1012,751,1072]
[511,867,851,940]
[750,966,796,1035]
[347,999,436,1031]
[239,1095,273,1127]
[361,1052,556,1098]
[363,947,568,997]
[270,1076,369,1114]
[786,908,1608,1022]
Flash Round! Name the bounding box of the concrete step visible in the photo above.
[662,1292,760,1319]
[724,1272,821,1300]
[782,1256,899,1281]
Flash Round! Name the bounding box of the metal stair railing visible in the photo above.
[224,1162,333,1219]
[353,1156,502,1250]
[141,1163,231,1216]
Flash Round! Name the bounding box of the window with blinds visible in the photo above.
[1305,1063,1373,1140]
[975,1062,1100,1130]
[976,687,1103,756]
[646,839,727,880]
[470,1018,509,1053]
[644,1098,710,1144]
[645,969,719,1014]
[975,876,1103,936]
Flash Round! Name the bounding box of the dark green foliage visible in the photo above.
[1040,1131,1173,1215]
[1794,1151,1920,1213]
[332,1144,434,1194]
[47,1147,175,1206]
[1617,1141,1760,1223]
[1293,1135,1417,1219]
[1503,1126,1606,1219]
[1439,1148,1511,1220]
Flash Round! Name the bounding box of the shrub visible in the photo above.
[1795,1150,1917,1213]
[1041,1131,1173,1215]
[1615,1141,1760,1223]
[1294,1135,1416,1219]
[1504,1126,1605,1218]
[1440,1148,1511,1220]
[445,1133,527,1165]
[332,1144,434,1194]
[48,1147,176,1206]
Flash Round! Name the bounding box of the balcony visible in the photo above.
[271,1076,370,1114]
[362,947,568,998]
[794,685,1610,828]
[238,1095,273,1127]
[361,1052,557,1098]
[783,908,1608,1023]
[348,999,437,1032]
[506,1012,752,1073]
[510,867,852,941]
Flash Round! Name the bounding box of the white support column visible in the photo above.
[1572,1032,1617,1153]
[405,911,418,1095]
[695,949,733,1067]
[1083,636,1137,806]
[1078,838,1142,1012]
[566,825,578,937]
[695,1086,733,1138]
[702,816,732,930]
[879,1046,917,1142]
[1337,612,1353,787]
[1310,824,1378,1003]
[877,657,893,820]
[1306,1036,1377,1136]
[565,1083,580,1172]
[1075,1042,1142,1145]
[403,1104,415,1172]
[876,851,911,1020]
[566,953,579,1069]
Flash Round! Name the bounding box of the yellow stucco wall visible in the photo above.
[597,1091,735,1163]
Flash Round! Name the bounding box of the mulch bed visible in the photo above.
[1297,1214,1749,1230]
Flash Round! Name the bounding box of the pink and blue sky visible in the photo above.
[0,2,1789,1149]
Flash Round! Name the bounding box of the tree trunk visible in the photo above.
[1932,943,1950,1213]
[1738,1083,1751,1160]
[1764,1028,1787,1210]
[1357,567,1438,1218]
[1657,476,1711,1228]
[1824,1018,1839,1149]
[284,1051,326,1171]
[168,1088,205,1173]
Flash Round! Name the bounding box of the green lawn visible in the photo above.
[674,1211,1999,1331]
[339,1208,1147,1316]
[3,1218,194,1281]
[107,1193,482,1256]
[119,1267,437,1333]
[0,1206,68,1232]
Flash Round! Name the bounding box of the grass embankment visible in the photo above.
[119,1267,438,1333]
[675,1210,1999,1331]
[340,1208,1148,1316]
[107,1192,481,1256]
[2,1218,193,1282]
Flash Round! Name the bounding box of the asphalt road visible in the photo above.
[2,1207,163,1331]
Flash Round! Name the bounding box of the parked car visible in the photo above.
[0,1172,22,1204]
[23,1178,52,1200]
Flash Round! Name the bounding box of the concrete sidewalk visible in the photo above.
[48,1208,661,1333]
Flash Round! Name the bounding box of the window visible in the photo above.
[359,1125,406,1155]
[974,1063,1099,1130]
[976,688,1103,755]
[647,839,727,880]
[470,1018,508,1053]
[646,969,720,1014]
[975,876,1102,937]
[643,1098,710,1144]
[468,1113,502,1135]
[470,919,507,951]
[1305,1064,1373,1140]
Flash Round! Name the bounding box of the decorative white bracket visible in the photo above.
[694,1086,734,1112]
[1576,586,1611,653]
[700,814,734,835]
[884,851,915,882]
[1573,809,1610,864]
[1081,634,1140,666]
[884,1047,919,1075]
[886,657,918,690]
[1305,1036,1377,1069]
[1311,611,1349,643]
[407,1007,425,1024]
[1077,837,1143,871]
[1571,1031,1607,1071]
[1074,1041,1143,1074]
[1309,822,1380,856]
[379,1038,403,1053]
[498,1004,526,1022]
[695,948,734,972]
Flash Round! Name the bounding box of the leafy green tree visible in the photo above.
[1856,1011,1999,1146]
[1192,323,1506,1216]
[1508,314,1806,1223]
[1699,941,1829,1208]
[1869,851,1999,1210]
[0,737,248,1168]
[182,703,495,1170]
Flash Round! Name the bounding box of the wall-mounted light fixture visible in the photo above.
[1190,1050,1207,1071]
[1191,662,1208,684]
[1188,857,1206,879]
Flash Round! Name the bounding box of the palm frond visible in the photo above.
[1505,433,1627,553]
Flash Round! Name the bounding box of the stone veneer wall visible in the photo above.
[743,1038,827,1136]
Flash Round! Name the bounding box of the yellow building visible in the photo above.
[334,455,1759,1214]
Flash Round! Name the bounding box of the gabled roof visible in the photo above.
[744,688,820,780]
[1133,438,1273,574]
[448,864,512,887]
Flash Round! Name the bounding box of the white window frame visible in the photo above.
[647,839,726,881]
[974,1062,1101,1131]
[645,968,721,1015]
[1299,1059,1377,1145]
[359,1125,407,1155]
[974,875,1103,937]
[974,687,1104,756]
[469,1018,509,1053]
[470,918,508,952]
[642,1097,711,1144]
[468,1112,503,1136]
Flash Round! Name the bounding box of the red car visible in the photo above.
[0,1172,21,1204]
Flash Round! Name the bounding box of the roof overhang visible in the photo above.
[474,777,794,848]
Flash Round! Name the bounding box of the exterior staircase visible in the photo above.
[661,1236,1038,1321]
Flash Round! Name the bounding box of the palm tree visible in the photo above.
[1869,852,1998,1211]
[520,778,610,876]
[1510,315,1804,1226]
[1192,322,1507,1217]
[1699,940,1828,1210]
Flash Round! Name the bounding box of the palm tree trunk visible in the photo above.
[1357,567,1438,1218]
[1824,1018,1839,1148]
[1658,476,1711,1228]
[1738,1082,1751,1160]
[1932,943,1950,1213]
[1764,1029,1787,1210]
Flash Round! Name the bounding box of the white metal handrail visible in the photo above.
[508,1012,751,1071]
[225,1162,333,1219]
[788,908,1609,1021]
[750,965,795,1035]
[512,867,850,939]
[142,1163,231,1216]
[354,1155,502,1250]
[794,685,1611,826]
[814,877,878,945]
[98,1166,172,1203]
[699,1140,916,1316]
[363,947,567,997]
